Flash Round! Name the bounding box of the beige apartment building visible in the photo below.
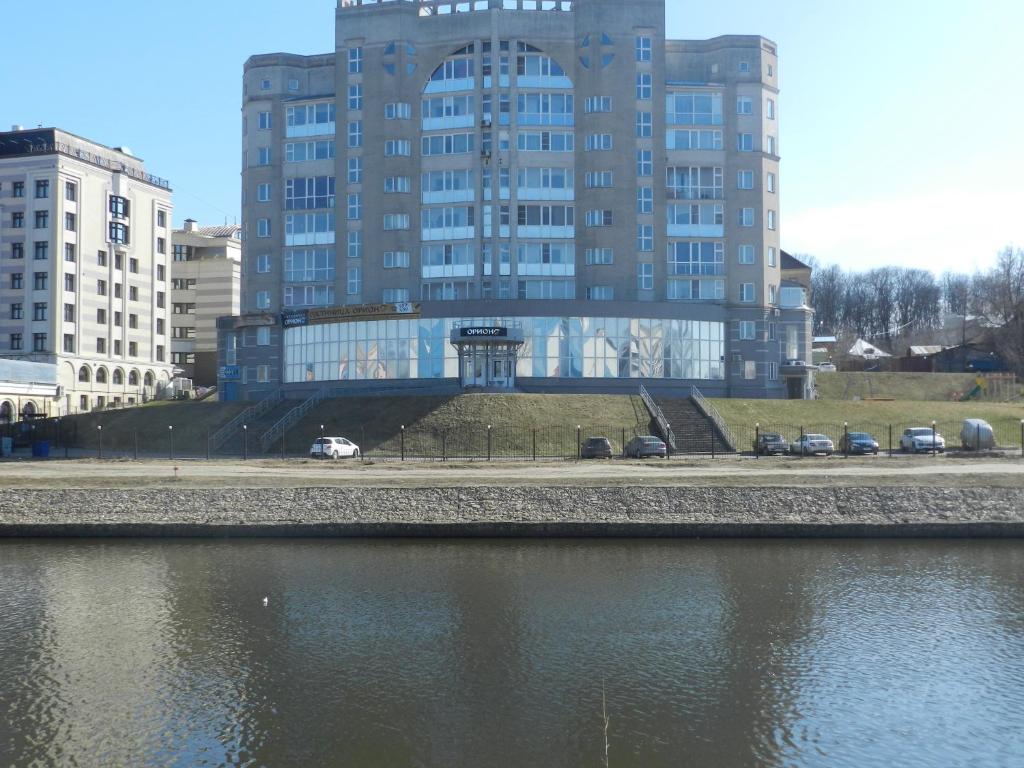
[0,127,174,414]
[170,220,241,386]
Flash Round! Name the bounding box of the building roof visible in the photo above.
[908,346,946,357]
[781,250,812,271]
[848,339,892,358]
[196,225,241,239]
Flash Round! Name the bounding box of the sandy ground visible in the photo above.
[2,455,1024,489]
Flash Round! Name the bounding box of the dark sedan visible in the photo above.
[839,432,879,455]
[624,436,667,459]
[581,436,613,459]
[753,432,788,455]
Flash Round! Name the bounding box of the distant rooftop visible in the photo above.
[176,220,241,239]
[340,0,574,15]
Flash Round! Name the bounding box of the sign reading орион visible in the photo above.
[281,302,420,328]
[459,327,508,338]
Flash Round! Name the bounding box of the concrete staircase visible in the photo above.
[649,396,734,455]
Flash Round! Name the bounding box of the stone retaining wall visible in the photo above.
[1,486,1023,538]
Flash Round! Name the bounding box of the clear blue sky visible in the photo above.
[3,0,1021,274]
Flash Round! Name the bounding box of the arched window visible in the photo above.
[78,366,91,383]
[144,371,155,387]
[22,401,36,418]
[112,369,124,386]
[0,401,13,425]
[128,370,140,386]
[425,45,476,93]
[96,367,108,384]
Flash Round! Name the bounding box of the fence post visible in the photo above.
[1020,420,1023,458]
[361,426,366,463]
[976,421,981,453]
[843,422,848,459]
[576,425,581,461]
[932,420,937,457]
[487,424,492,461]
[532,428,537,462]
[401,425,405,462]
[800,425,805,458]
[711,421,715,459]
[206,428,210,461]
[243,425,248,461]
[888,424,893,457]
[755,423,759,459]
[168,426,174,460]
[621,427,626,457]
[97,424,102,460]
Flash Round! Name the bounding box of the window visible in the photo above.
[739,61,751,73]
[635,111,652,138]
[114,311,123,327]
[584,96,612,113]
[347,193,362,220]
[422,132,475,156]
[257,218,271,238]
[740,321,756,340]
[258,111,272,130]
[767,172,776,193]
[33,272,47,291]
[109,222,130,244]
[257,183,271,202]
[636,73,652,100]
[156,265,165,281]
[666,92,723,125]
[347,121,362,148]
[12,212,23,229]
[127,285,137,302]
[257,147,271,166]
[637,187,653,215]
[33,302,47,321]
[35,180,49,199]
[109,195,130,218]
[11,303,23,319]
[586,286,614,300]
[347,266,362,295]
[64,273,75,292]
[383,214,410,231]
[33,333,47,352]
[384,176,411,194]
[172,245,191,262]
[383,251,410,269]
[666,166,724,200]
[114,283,122,299]
[737,97,753,115]
[517,131,574,152]
[128,341,137,357]
[285,177,336,210]
[97,279,107,296]
[738,170,754,190]
[348,84,362,111]
[384,139,411,157]
[64,212,75,231]
[348,157,362,184]
[767,247,777,268]
[348,47,362,74]
[637,263,654,291]
[666,128,724,151]
[770,284,779,304]
[740,283,756,303]
[34,242,48,260]
[636,150,652,177]
[10,333,23,350]
[255,291,270,309]
[740,208,755,227]
[637,224,654,251]
[157,210,166,228]
[288,78,300,91]
[385,102,411,120]
[12,182,24,198]
[285,140,336,163]
[739,245,756,265]
[12,242,24,259]
[738,133,754,152]
[260,78,271,90]
[585,134,613,151]
[98,250,108,266]
[97,308,106,324]
[285,103,336,137]
[585,210,613,227]
[63,334,75,352]
[767,98,776,120]
[156,238,165,255]
[11,273,23,290]
[635,36,652,62]
[35,211,48,229]
[156,291,165,309]
[257,253,271,273]
[585,171,613,188]
[347,230,362,259]
[382,288,410,303]
[257,327,271,346]
[766,135,777,156]
[585,248,613,265]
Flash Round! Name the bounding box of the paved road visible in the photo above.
[2,455,1023,488]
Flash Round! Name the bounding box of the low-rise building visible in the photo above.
[0,358,59,422]
[170,220,241,385]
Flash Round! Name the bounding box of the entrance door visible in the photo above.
[490,357,514,389]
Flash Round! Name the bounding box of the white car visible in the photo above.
[900,428,945,454]
[310,436,361,459]
[789,434,835,456]
[818,362,837,372]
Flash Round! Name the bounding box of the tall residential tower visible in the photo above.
[223,0,813,401]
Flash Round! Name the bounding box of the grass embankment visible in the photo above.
[292,393,647,457]
[814,372,980,401]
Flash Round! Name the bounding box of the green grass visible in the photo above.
[815,372,998,402]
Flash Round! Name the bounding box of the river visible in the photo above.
[1,539,1022,767]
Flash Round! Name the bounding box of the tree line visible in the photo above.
[803,247,1024,371]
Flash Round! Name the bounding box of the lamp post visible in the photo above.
[843,422,849,459]
[932,420,937,457]
[243,424,248,461]
[168,425,174,460]
[400,425,405,462]
[487,424,492,462]
[97,424,102,460]
[1020,419,1023,459]
[755,422,760,459]
[577,425,581,460]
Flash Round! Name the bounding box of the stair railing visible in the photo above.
[639,384,677,451]
[690,386,736,452]
[259,390,325,451]
[210,390,283,451]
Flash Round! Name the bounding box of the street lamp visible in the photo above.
[843,421,849,458]
[932,420,938,457]
[168,425,174,460]
[243,424,248,461]
[97,424,103,460]
[755,422,760,459]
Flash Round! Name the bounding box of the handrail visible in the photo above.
[690,386,736,451]
[210,390,282,450]
[260,391,323,451]
[639,384,676,451]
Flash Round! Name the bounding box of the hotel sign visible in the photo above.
[282,303,420,328]
[459,327,508,338]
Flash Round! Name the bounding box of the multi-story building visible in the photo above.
[170,220,241,385]
[223,0,812,401]
[0,127,174,414]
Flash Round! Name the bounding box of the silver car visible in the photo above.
[789,434,835,456]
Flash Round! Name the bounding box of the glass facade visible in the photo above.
[285,316,725,383]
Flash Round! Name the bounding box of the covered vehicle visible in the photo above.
[900,428,945,453]
[753,432,788,455]
[624,435,667,459]
[839,431,879,455]
[789,434,835,456]
[581,436,613,459]
[960,419,995,451]
[310,436,361,459]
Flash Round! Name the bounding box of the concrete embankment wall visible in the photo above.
[1,486,1023,538]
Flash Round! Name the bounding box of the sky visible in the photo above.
[2,0,1021,275]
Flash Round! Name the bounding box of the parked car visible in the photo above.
[960,419,995,451]
[818,362,837,372]
[839,431,879,455]
[900,427,945,454]
[624,435,667,459]
[789,434,835,456]
[581,436,613,459]
[753,432,788,455]
[310,436,361,459]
